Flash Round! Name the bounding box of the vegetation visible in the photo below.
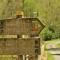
[44,38,60,49]
[0,0,60,40]
[47,52,54,60]
[0,0,60,60]
[41,27,54,41]
[56,43,60,48]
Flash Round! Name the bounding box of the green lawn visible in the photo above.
[44,39,60,60]
[44,38,60,49]
[47,53,54,60]
[57,43,60,48]
[45,38,60,44]
[44,38,60,60]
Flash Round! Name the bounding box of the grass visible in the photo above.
[47,53,54,60]
[45,38,60,44]
[56,43,60,48]
[44,38,60,60]
[44,38,60,49]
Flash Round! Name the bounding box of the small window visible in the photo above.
[35,40,38,44]
[35,49,39,54]
[0,21,4,25]
[0,21,4,34]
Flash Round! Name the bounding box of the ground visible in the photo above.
[44,38,60,60]
[47,52,54,60]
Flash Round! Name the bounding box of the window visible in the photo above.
[0,21,4,34]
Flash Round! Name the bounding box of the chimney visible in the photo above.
[16,11,24,18]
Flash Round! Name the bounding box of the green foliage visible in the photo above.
[23,0,60,38]
[0,0,60,38]
[41,26,55,41]
[57,43,60,48]
[24,0,38,17]
[47,53,54,60]
[44,32,52,41]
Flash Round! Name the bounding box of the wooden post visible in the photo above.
[26,55,29,60]
[18,55,23,60]
[18,55,26,60]
[23,55,25,60]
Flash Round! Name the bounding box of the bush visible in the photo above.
[41,27,53,41]
[43,30,52,41]
[41,25,60,41]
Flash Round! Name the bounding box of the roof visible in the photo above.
[0,17,45,26]
[0,17,45,34]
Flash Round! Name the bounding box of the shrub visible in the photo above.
[41,27,54,41]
